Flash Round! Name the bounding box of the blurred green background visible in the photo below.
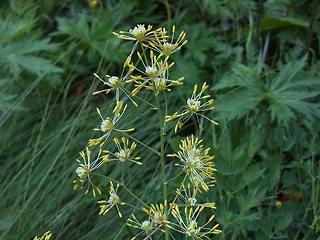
[0,0,319,239]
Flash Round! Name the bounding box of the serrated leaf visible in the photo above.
[269,89,320,124]
[183,23,216,67]
[213,64,261,90]
[270,55,307,91]
[56,15,90,41]
[0,18,35,45]
[12,55,62,75]
[0,32,61,77]
[216,88,265,120]
[283,137,295,151]
[267,56,320,125]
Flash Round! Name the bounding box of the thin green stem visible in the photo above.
[140,43,149,65]
[121,164,124,184]
[163,91,168,125]
[154,91,169,240]
[122,87,156,109]
[140,40,169,239]
[168,175,187,213]
[162,0,172,30]
[143,228,160,240]
[121,131,160,156]
[166,171,184,183]
[122,184,149,208]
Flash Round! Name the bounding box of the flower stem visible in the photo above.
[140,43,149,65]
[121,131,160,156]
[154,92,169,240]
[141,41,169,239]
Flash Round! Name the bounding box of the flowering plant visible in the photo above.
[72,23,220,239]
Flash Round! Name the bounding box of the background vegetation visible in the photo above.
[0,0,319,239]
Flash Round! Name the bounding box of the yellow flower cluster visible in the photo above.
[73,23,220,240]
[73,147,102,197]
[74,24,188,197]
[165,135,220,238]
[33,231,52,240]
[102,137,141,165]
[167,204,221,239]
[166,82,218,132]
[97,181,125,218]
[168,135,217,192]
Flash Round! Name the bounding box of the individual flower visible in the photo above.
[149,25,188,56]
[114,24,154,42]
[89,101,134,147]
[93,68,138,107]
[73,147,103,197]
[97,181,125,218]
[142,202,167,225]
[165,82,218,133]
[113,24,168,65]
[128,50,183,95]
[176,183,217,210]
[33,231,52,240]
[176,183,198,206]
[275,200,282,210]
[102,137,142,165]
[113,24,167,45]
[166,204,221,239]
[168,136,216,192]
[127,214,161,240]
[89,0,98,8]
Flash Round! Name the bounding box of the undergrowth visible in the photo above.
[0,0,319,239]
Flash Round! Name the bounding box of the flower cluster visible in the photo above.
[98,181,125,218]
[73,23,220,240]
[166,82,218,132]
[166,134,220,238]
[167,204,221,239]
[142,202,167,225]
[33,231,52,240]
[73,147,102,197]
[127,50,184,96]
[73,101,137,197]
[168,135,217,192]
[102,137,141,165]
[127,213,163,240]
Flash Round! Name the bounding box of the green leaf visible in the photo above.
[213,64,261,90]
[270,55,307,91]
[56,14,90,41]
[0,32,61,77]
[216,88,265,120]
[241,165,266,188]
[260,17,309,31]
[282,170,297,187]
[275,215,292,231]
[267,56,320,125]
[183,23,216,67]
[214,63,266,120]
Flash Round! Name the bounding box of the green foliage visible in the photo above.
[0,16,61,78]
[1,0,320,239]
[214,55,320,126]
